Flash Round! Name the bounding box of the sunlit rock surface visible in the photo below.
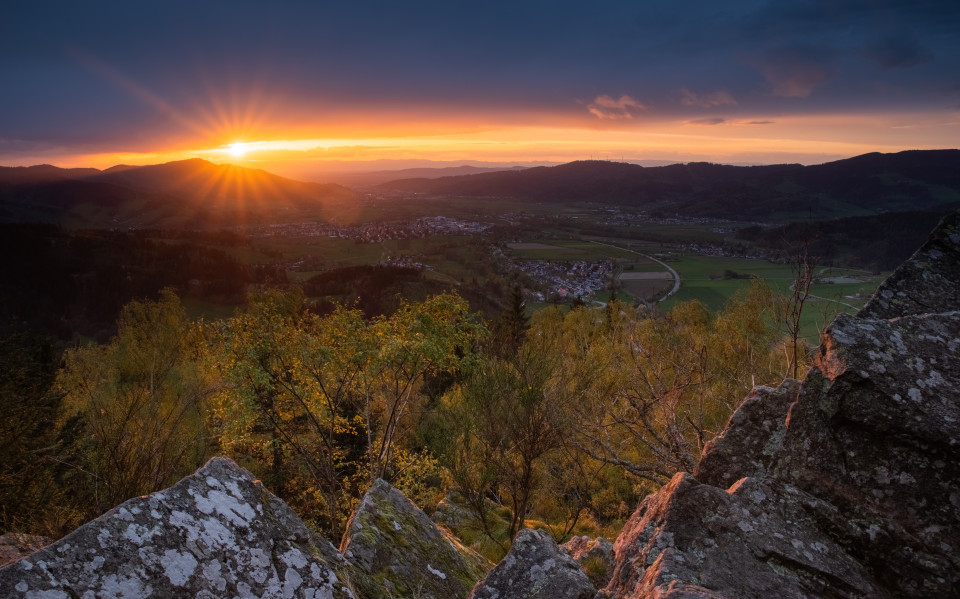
[605,210,960,599]
[469,528,596,599]
[0,457,350,598]
[340,478,491,599]
[561,535,615,588]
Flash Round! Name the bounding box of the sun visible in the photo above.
[227,142,248,158]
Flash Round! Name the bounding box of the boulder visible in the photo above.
[469,528,596,599]
[0,534,53,568]
[772,310,960,596]
[605,474,885,598]
[0,457,350,598]
[431,489,475,531]
[694,379,800,488]
[340,478,491,599]
[561,535,615,587]
[604,210,960,599]
[858,211,960,319]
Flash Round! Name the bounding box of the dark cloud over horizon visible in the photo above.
[2,0,958,157]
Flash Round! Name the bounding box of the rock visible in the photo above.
[858,210,960,319]
[0,534,53,568]
[432,489,475,531]
[772,310,960,596]
[0,457,350,598]
[605,474,885,599]
[694,379,800,488]
[470,528,596,599]
[604,210,960,599]
[561,535,615,587]
[340,478,491,599]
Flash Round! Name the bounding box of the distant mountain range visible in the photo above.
[0,159,358,228]
[313,165,529,188]
[2,150,959,228]
[376,150,960,221]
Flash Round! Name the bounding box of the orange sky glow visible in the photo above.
[31,106,959,182]
[5,3,958,181]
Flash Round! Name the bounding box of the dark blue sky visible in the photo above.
[3,0,959,169]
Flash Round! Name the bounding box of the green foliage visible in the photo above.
[213,288,486,537]
[0,330,79,535]
[439,280,790,552]
[56,289,215,516]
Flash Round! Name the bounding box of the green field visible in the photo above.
[659,256,887,341]
[506,240,639,261]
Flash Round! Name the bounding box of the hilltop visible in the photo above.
[377,150,960,221]
[0,159,358,229]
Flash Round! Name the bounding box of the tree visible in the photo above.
[56,290,215,514]
[554,288,788,486]
[0,329,75,534]
[215,288,367,537]
[214,289,485,536]
[440,305,614,546]
[782,239,818,379]
[363,292,486,481]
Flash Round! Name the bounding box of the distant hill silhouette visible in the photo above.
[0,164,102,185]
[317,165,528,188]
[377,150,960,221]
[0,159,359,228]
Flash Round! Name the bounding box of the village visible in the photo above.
[253,216,491,243]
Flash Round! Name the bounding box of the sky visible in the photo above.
[2,0,959,178]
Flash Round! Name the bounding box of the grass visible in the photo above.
[658,255,889,342]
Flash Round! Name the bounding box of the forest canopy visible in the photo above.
[2,283,802,559]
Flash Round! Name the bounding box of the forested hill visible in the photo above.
[377,150,960,221]
[0,159,358,229]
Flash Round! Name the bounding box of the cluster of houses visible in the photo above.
[253,216,490,243]
[510,260,615,302]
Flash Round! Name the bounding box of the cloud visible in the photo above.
[752,47,833,98]
[864,34,932,69]
[680,89,737,108]
[587,94,646,120]
[746,120,774,125]
[687,117,727,125]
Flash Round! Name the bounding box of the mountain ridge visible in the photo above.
[0,158,359,228]
[377,149,960,221]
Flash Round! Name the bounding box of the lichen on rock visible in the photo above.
[0,457,350,598]
[470,528,596,599]
[340,478,491,599]
[602,210,960,599]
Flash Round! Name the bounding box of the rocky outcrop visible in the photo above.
[561,535,615,587]
[857,211,960,319]
[604,210,960,599]
[469,528,596,599]
[0,457,350,598]
[694,379,800,488]
[341,478,491,599]
[0,534,52,568]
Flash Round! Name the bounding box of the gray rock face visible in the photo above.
[340,478,490,599]
[605,473,886,599]
[470,528,596,599]
[694,379,800,488]
[561,535,615,587]
[859,211,960,319]
[605,210,960,599]
[0,457,350,599]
